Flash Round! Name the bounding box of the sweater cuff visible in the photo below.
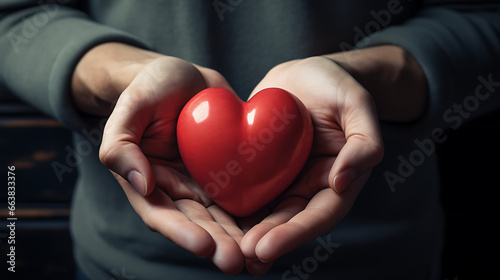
[47,17,149,132]
[356,8,457,125]
[358,6,500,130]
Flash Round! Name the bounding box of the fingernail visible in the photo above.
[333,169,357,193]
[128,170,147,196]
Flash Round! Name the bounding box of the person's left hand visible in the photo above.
[238,56,384,275]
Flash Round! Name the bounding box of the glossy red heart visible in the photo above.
[177,87,313,217]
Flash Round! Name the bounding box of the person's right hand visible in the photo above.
[72,43,246,275]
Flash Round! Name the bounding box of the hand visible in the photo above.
[240,45,427,276]
[73,43,246,274]
[239,56,385,275]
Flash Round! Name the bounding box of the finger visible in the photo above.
[207,205,245,245]
[100,89,157,196]
[244,161,330,263]
[149,158,211,206]
[245,258,274,277]
[240,196,307,261]
[284,156,333,199]
[329,82,384,193]
[236,206,272,234]
[254,176,367,262]
[232,207,276,276]
[177,201,245,275]
[113,171,215,258]
[209,207,276,276]
[245,157,332,261]
[255,189,339,261]
[207,204,271,276]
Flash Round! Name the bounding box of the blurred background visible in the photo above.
[0,89,498,279]
[0,90,76,279]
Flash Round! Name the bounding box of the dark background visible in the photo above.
[0,90,498,279]
[439,109,500,280]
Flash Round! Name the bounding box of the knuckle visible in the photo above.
[141,210,160,233]
[370,140,385,165]
[98,146,109,165]
[301,56,326,65]
[200,68,226,87]
[143,219,158,233]
[98,144,117,169]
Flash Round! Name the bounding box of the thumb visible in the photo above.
[329,90,384,193]
[99,90,156,196]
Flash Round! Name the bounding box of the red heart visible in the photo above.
[177,87,313,217]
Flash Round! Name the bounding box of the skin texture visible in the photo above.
[71,42,427,276]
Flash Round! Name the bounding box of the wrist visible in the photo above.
[325,45,428,122]
[71,42,162,116]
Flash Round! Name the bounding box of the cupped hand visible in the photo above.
[98,55,245,275]
[239,56,384,275]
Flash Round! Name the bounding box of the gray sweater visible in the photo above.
[1,0,500,279]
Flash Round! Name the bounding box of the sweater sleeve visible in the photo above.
[359,3,500,128]
[0,1,150,131]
